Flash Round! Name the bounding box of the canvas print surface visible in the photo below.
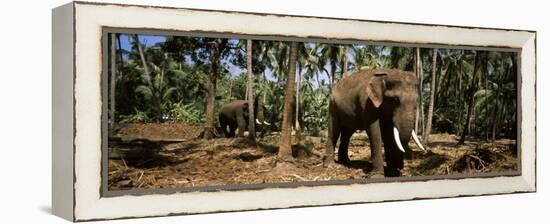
[105,32,519,191]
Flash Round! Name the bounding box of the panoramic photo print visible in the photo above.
[104,32,519,191]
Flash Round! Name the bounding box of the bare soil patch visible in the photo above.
[108,124,517,190]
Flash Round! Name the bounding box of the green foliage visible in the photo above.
[301,87,329,136]
[110,33,517,141]
[169,102,204,123]
[120,110,151,123]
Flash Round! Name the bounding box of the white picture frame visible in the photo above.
[52,1,536,221]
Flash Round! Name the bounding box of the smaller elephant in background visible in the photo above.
[219,100,270,138]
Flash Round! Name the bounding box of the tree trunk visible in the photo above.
[132,34,152,87]
[491,64,507,142]
[485,63,489,141]
[329,61,336,91]
[342,46,349,76]
[459,52,482,144]
[414,48,420,133]
[117,35,123,68]
[491,85,500,143]
[295,62,302,144]
[246,39,256,141]
[457,58,463,133]
[270,75,282,130]
[245,85,248,101]
[419,50,425,135]
[203,40,220,139]
[278,42,298,160]
[109,33,117,128]
[423,48,437,142]
[228,79,233,99]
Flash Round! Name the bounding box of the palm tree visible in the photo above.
[278,42,298,161]
[423,48,437,142]
[134,47,179,121]
[266,41,290,128]
[351,45,391,71]
[294,43,316,144]
[318,44,347,89]
[459,51,486,144]
[246,39,256,141]
[131,34,152,87]
[414,47,422,133]
[203,39,221,139]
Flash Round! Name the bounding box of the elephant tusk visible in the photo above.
[263,121,271,126]
[256,119,262,125]
[393,127,406,153]
[411,130,426,151]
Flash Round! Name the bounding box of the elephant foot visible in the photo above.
[384,168,402,177]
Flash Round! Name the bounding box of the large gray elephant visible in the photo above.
[325,68,425,177]
[219,100,270,138]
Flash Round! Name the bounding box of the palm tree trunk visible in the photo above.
[132,34,152,87]
[492,63,508,142]
[117,35,123,68]
[295,62,302,144]
[342,46,349,76]
[423,48,437,142]
[459,52,482,144]
[419,50,425,135]
[483,64,489,141]
[331,57,337,83]
[457,58,463,133]
[245,85,248,101]
[109,33,116,128]
[204,40,220,139]
[491,84,500,143]
[246,39,256,141]
[278,42,298,160]
[414,48,421,133]
[228,79,233,99]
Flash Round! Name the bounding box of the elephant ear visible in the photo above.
[366,73,386,108]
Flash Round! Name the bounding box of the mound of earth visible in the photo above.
[114,123,203,141]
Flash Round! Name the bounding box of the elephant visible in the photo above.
[219,100,270,138]
[324,68,425,177]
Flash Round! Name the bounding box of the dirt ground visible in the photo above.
[108,123,518,190]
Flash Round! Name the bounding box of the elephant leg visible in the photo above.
[259,126,267,138]
[366,119,384,176]
[222,125,230,138]
[324,115,340,165]
[380,119,404,177]
[236,116,247,137]
[219,116,230,138]
[228,124,237,138]
[337,128,353,165]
